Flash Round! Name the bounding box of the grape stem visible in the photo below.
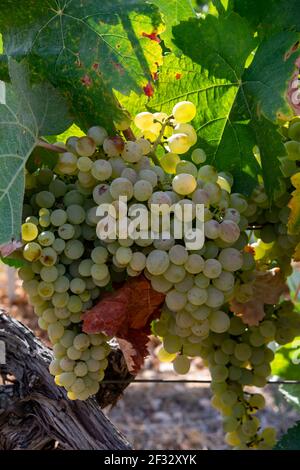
[149,115,173,167]
[36,139,66,153]
[123,127,136,141]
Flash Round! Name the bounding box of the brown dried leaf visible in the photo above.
[230,268,288,326]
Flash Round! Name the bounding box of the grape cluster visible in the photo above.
[245,117,300,275]
[19,101,300,448]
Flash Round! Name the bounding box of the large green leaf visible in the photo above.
[274,421,300,450]
[145,13,298,196]
[150,0,196,51]
[0,60,71,245]
[232,0,300,38]
[272,337,300,380]
[0,0,164,131]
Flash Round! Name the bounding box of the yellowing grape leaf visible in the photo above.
[230,268,288,325]
[288,172,300,236]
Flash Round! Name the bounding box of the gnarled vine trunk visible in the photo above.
[0,310,133,450]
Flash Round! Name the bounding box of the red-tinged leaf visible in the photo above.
[143,82,154,97]
[230,268,288,326]
[142,31,161,43]
[81,74,93,87]
[118,331,150,374]
[82,276,165,373]
[175,73,182,80]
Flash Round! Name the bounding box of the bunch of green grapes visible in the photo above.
[243,116,300,275]
[18,100,300,449]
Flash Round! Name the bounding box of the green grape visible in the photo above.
[209,310,230,333]
[87,126,108,145]
[23,242,42,262]
[210,365,229,382]
[249,393,265,410]
[67,295,83,313]
[173,354,191,374]
[40,247,57,266]
[18,266,35,281]
[163,264,186,283]
[172,173,197,195]
[50,209,67,227]
[160,153,180,174]
[70,278,86,294]
[184,254,204,274]
[110,177,133,200]
[63,190,85,207]
[36,191,55,208]
[218,248,243,272]
[52,292,69,308]
[64,240,84,260]
[37,281,54,299]
[133,180,153,201]
[172,101,196,123]
[22,222,38,242]
[66,205,86,224]
[48,322,65,342]
[79,259,94,277]
[38,231,55,246]
[214,349,230,366]
[234,343,252,361]
[146,250,169,275]
[77,156,93,172]
[165,289,187,311]
[91,159,113,181]
[150,275,173,293]
[75,136,96,157]
[187,286,208,306]
[191,148,206,164]
[52,238,66,253]
[58,224,75,240]
[49,178,67,198]
[40,266,58,283]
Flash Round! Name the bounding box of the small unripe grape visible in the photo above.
[172,101,196,123]
[22,223,38,242]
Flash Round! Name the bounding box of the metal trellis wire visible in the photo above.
[102,379,300,384]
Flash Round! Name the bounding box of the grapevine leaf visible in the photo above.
[145,14,298,196]
[0,256,25,268]
[150,0,196,51]
[0,0,164,131]
[26,147,59,173]
[279,384,300,411]
[232,0,300,38]
[45,123,85,145]
[82,276,165,373]
[271,337,300,380]
[0,59,71,245]
[274,421,300,450]
[230,268,288,325]
[288,172,300,236]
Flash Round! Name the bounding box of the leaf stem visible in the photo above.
[37,139,66,153]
